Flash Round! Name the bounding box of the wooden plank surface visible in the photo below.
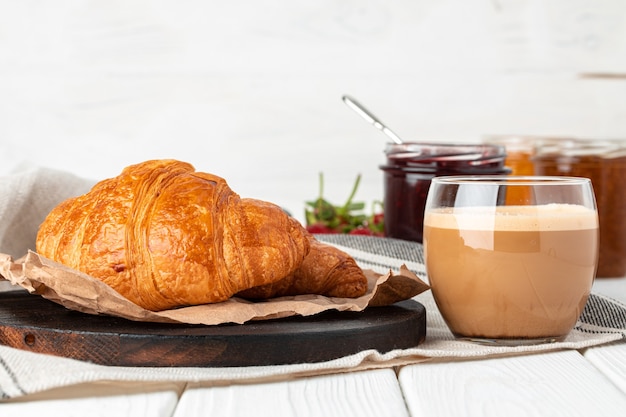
[584,342,626,394]
[398,349,626,417]
[0,382,182,417]
[173,369,409,417]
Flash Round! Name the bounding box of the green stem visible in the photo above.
[341,174,361,213]
[316,172,324,213]
[318,172,324,199]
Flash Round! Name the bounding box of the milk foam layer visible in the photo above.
[424,203,598,232]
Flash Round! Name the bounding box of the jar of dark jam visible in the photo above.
[533,139,626,278]
[380,142,510,243]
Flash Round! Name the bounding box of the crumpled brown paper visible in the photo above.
[0,250,430,325]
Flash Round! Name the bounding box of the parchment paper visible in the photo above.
[0,250,430,325]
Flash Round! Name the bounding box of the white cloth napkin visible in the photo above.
[0,166,624,400]
[0,163,94,258]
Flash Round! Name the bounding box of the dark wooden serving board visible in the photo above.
[0,291,426,367]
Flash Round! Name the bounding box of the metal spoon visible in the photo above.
[342,95,404,144]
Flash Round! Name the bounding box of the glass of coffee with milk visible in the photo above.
[423,176,599,346]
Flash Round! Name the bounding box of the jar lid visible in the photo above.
[483,135,567,152]
[382,142,508,172]
[534,139,626,159]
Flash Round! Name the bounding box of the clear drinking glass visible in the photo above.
[423,176,599,346]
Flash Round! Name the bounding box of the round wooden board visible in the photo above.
[0,291,426,367]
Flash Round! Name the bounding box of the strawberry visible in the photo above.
[349,227,373,235]
[305,223,337,234]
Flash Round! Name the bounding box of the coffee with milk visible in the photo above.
[424,204,599,341]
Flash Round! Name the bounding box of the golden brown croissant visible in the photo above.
[36,160,310,311]
[237,238,368,299]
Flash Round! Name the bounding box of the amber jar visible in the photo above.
[484,135,540,205]
[380,142,510,243]
[484,135,537,176]
[533,139,626,277]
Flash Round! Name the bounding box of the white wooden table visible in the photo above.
[1,278,624,417]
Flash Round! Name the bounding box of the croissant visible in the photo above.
[35,160,310,311]
[237,238,368,299]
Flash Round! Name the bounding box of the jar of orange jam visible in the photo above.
[533,139,626,278]
[484,136,538,204]
[484,135,536,176]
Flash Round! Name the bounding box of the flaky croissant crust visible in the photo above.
[237,239,368,299]
[36,160,310,311]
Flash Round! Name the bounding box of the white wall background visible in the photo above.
[1,0,625,222]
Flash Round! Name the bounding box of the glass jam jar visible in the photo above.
[483,135,565,204]
[380,142,510,243]
[483,135,537,176]
[533,139,626,278]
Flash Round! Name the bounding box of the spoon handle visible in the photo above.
[342,95,403,144]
